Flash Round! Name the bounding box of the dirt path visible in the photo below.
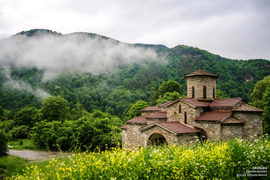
[8,150,71,160]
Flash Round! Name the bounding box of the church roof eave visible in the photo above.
[140,122,200,135]
[184,69,219,79]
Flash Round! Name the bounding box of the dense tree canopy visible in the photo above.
[0,106,4,117]
[39,96,70,122]
[152,80,182,105]
[128,100,148,120]
[0,131,8,158]
[262,85,270,133]
[251,75,270,109]
[156,91,181,105]
[13,107,38,127]
[31,110,123,150]
[1,32,270,119]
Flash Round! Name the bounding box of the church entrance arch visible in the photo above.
[147,132,168,146]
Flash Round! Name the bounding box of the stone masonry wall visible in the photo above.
[186,76,216,100]
[176,133,200,145]
[194,121,221,141]
[121,129,128,148]
[141,111,159,117]
[221,124,243,141]
[123,124,146,149]
[146,118,167,125]
[166,101,204,126]
[233,112,263,139]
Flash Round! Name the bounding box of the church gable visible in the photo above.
[140,122,200,135]
[232,101,264,112]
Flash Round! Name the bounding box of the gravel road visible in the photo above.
[8,150,71,160]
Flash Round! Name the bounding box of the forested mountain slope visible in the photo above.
[0,29,269,117]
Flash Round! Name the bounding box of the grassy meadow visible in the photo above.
[4,135,270,180]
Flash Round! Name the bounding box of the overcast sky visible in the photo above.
[0,0,270,60]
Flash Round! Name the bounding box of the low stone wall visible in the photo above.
[195,121,221,141]
[233,112,263,139]
[122,124,146,149]
[221,124,243,141]
[176,133,199,145]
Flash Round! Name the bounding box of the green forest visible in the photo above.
[1,29,270,151]
[1,30,270,116]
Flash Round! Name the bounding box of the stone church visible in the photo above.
[121,69,264,148]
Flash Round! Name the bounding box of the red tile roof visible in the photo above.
[181,98,208,107]
[158,101,172,107]
[121,125,128,129]
[126,116,147,125]
[209,98,242,107]
[195,110,232,121]
[140,106,160,112]
[157,122,200,134]
[146,112,167,119]
[185,69,219,79]
[232,102,264,112]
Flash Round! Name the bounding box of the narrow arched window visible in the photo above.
[203,86,207,99]
[184,112,187,124]
[192,86,195,98]
[179,104,181,113]
[213,87,215,98]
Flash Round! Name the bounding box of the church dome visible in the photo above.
[184,69,219,79]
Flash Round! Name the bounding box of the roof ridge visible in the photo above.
[178,121,197,129]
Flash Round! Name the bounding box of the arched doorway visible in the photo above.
[147,133,168,146]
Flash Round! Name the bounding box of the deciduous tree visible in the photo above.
[39,96,70,122]
[252,75,270,109]
[262,85,270,133]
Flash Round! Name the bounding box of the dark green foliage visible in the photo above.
[1,33,270,118]
[262,85,270,133]
[121,104,132,122]
[153,80,182,100]
[31,110,123,150]
[39,96,70,122]
[13,107,38,127]
[128,100,148,120]
[251,75,270,109]
[152,80,182,105]
[156,91,181,105]
[71,103,84,120]
[31,120,61,149]
[10,125,30,139]
[16,29,61,37]
[0,106,4,117]
[0,131,8,158]
[0,120,14,135]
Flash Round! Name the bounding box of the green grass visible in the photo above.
[7,139,42,150]
[4,135,270,180]
[0,156,29,180]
